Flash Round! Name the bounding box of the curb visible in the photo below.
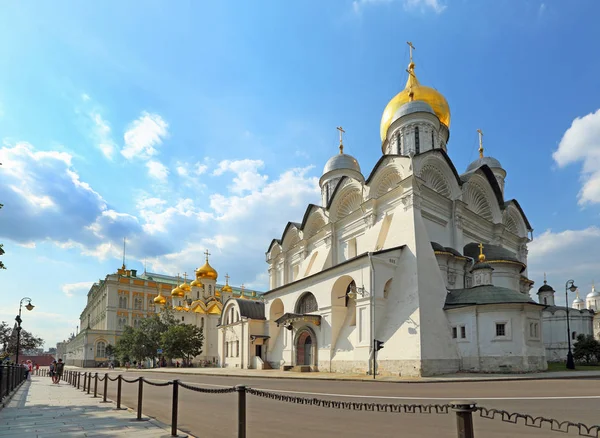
[115,368,600,385]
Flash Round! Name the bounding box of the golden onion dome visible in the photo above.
[171,285,184,298]
[215,289,221,298]
[221,274,233,293]
[196,254,218,280]
[379,61,450,141]
[179,281,191,293]
[190,278,204,288]
[153,293,167,306]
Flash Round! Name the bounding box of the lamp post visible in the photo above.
[15,297,35,365]
[347,284,376,377]
[565,280,577,370]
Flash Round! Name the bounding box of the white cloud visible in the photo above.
[136,197,167,210]
[91,112,116,159]
[176,166,188,177]
[528,226,600,305]
[539,3,546,15]
[196,162,208,175]
[0,141,169,261]
[146,160,169,182]
[62,281,94,298]
[122,112,168,160]
[213,159,268,194]
[553,109,600,205]
[353,0,445,15]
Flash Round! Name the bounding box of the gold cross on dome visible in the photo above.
[407,41,415,63]
[477,243,486,262]
[225,273,230,284]
[477,129,484,158]
[183,272,188,282]
[336,126,345,154]
[204,249,211,260]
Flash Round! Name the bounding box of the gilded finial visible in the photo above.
[337,126,345,154]
[183,272,188,283]
[477,129,484,158]
[477,242,486,262]
[225,273,230,285]
[204,249,211,261]
[407,41,415,64]
[543,272,547,284]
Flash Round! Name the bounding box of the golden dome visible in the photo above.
[171,285,184,298]
[153,293,167,306]
[221,274,233,293]
[196,251,218,280]
[179,281,191,293]
[190,278,204,288]
[379,61,450,141]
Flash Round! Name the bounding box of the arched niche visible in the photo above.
[303,211,327,240]
[330,187,363,222]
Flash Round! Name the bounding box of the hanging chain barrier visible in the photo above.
[477,407,600,437]
[29,369,600,438]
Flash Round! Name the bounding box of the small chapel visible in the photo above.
[216,43,547,376]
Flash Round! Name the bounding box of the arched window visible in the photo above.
[295,292,318,314]
[96,341,106,358]
[543,297,547,305]
[230,307,234,324]
[134,297,142,310]
[209,285,213,294]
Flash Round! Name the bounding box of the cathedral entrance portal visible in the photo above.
[296,329,315,366]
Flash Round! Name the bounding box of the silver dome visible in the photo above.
[466,156,503,173]
[573,296,584,304]
[586,286,600,299]
[391,101,435,125]
[323,153,361,175]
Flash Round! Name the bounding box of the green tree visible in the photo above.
[161,324,204,364]
[0,321,44,356]
[115,309,179,364]
[573,334,600,364]
[105,344,115,359]
[115,326,146,363]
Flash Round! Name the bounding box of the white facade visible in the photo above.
[536,281,594,362]
[218,55,547,376]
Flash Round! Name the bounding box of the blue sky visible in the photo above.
[1,0,600,348]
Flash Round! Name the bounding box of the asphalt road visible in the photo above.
[70,370,600,438]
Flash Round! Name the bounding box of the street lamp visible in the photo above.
[345,284,377,378]
[565,280,578,370]
[15,297,35,365]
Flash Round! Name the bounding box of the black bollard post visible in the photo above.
[102,373,109,403]
[450,401,477,438]
[7,366,12,394]
[171,380,179,437]
[235,385,247,438]
[83,372,87,392]
[94,373,98,397]
[87,373,91,395]
[77,372,81,389]
[137,379,144,420]
[116,375,122,409]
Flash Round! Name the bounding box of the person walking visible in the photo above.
[49,361,56,383]
[55,359,64,384]
[26,360,33,381]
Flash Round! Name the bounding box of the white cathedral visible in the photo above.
[216,46,548,377]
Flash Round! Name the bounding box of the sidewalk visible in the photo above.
[110,365,600,383]
[0,375,189,437]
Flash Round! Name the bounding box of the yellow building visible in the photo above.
[64,252,260,367]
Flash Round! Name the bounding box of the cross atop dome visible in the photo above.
[337,126,345,154]
[204,249,211,261]
[477,129,484,158]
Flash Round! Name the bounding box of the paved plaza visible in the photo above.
[0,375,187,437]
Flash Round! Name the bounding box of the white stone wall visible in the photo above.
[542,309,593,362]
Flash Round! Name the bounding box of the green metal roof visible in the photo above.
[445,285,541,309]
